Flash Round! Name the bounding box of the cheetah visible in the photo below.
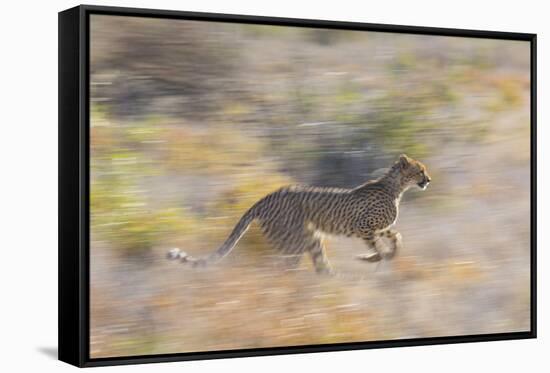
[167,154,431,274]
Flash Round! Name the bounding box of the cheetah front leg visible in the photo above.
[383,228,403,260]
[356,232,387,262]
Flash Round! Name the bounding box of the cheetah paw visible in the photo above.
[356,252,382,262]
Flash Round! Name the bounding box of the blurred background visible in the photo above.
[89,15,531,358]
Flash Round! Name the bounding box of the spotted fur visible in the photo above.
[167,154,431,274]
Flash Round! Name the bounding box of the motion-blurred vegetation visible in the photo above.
[89,15,531,358]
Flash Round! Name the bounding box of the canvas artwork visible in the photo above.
[72,9,534,362]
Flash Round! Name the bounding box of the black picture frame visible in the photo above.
[59,4,537,368]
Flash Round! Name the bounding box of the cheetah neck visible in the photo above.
[374,166,409,200]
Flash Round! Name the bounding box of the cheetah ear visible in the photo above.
[398,154,410,169]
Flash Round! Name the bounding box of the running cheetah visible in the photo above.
[168,154,431,274]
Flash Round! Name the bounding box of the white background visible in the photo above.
[0,0,546,371]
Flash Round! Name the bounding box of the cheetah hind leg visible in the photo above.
[279,253,304,271]
[307,239,333,275]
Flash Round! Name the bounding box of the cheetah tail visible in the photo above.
[166,206,257,268]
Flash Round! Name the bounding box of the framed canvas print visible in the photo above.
[58,5,537,367]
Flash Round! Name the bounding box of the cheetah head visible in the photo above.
[397,154,431,190]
